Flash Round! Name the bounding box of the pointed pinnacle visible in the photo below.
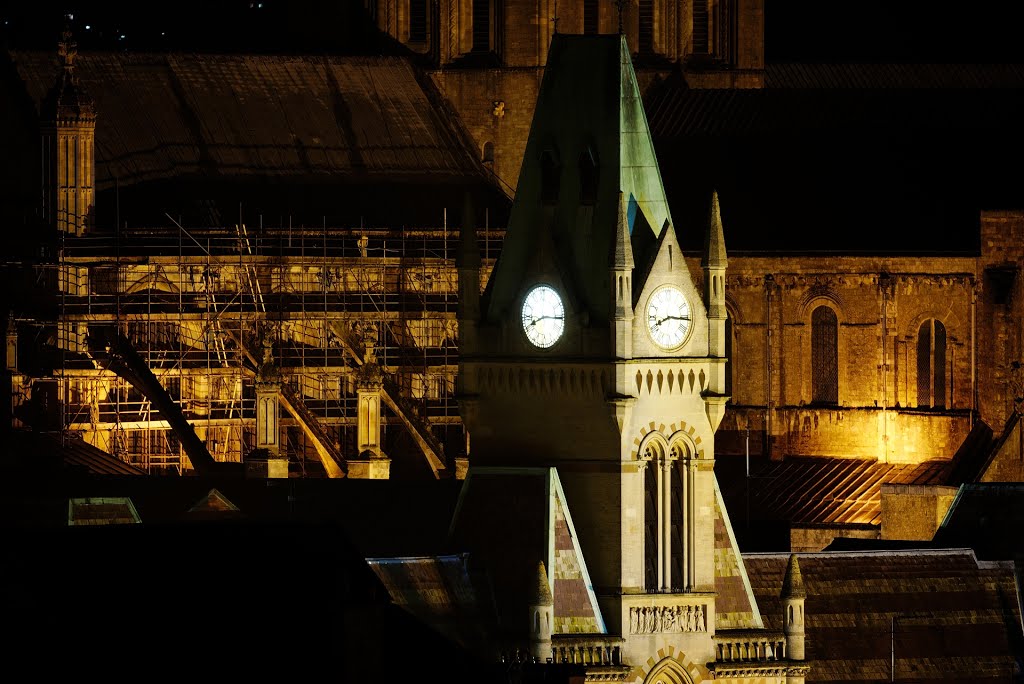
[781,553,807,599]
[702,189,728,268]
[532,560,554,606]
[611,191,634,270]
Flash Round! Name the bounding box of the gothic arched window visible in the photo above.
[811,305,838,405]
[409,0,427,42]
[917,319,947,408]
[472,0,492,52]
[693,0,709,54]
[638,0,654,54]
[642,446,660,592]
[584,0,599,34]
[725,315,734,400]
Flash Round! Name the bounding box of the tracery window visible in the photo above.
[917,319,947,408]
[811,305,838,405]
[642,437,692,593]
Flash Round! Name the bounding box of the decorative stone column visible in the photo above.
[349,324,390,479]
[251,338,288,479]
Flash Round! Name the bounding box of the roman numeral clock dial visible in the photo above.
[647,285,691,350]
[521,285,565,348]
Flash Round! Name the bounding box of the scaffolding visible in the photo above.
[48,216,502,477]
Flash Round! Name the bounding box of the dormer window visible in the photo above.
[579,146,599,205]
[541,148,561,205]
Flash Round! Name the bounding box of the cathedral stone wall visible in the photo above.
[977,211,1024,434]
[695,250,1019,463]
[880,484,958,541]
[430,69,542,195]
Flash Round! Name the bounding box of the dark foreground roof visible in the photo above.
[745,549,1024,682]
[933,483,1024,561]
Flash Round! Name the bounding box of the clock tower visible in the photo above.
[457,33,766,681]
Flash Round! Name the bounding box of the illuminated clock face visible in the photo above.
[521,285,565,348]
[647,285,691,349]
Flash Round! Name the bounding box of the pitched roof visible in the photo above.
[448,467,605,639]
[7,50,490,189]
[644,65,1024,253]
[718,455,951,530]
[744,549,1024,682]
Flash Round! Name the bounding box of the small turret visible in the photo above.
[610,192,635,359]
[781,553,807,668]
[42,25,96,236]
[702,189,728,359]
[528,560,554,663]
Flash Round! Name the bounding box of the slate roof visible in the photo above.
[744,549,1024,682]
[717,455,950,540]
[8,51,490,189]
[645,64,1024,254]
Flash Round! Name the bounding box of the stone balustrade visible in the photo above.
[715,631,787,662]
[552,636,625,666]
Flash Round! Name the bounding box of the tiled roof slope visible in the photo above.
[8,51,488,189]
[368,555,497,653]
[448,468,605,640]
[744,549,1024,682]
[448,469,551,640]
[644,64,1024,254]
[713,476,763,629]
[719,456,949,528]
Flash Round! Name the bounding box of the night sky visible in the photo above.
[4,1,1024,62]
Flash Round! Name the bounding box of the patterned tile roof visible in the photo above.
[744,549,1024,682]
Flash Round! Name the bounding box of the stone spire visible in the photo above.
[781,552,806,599]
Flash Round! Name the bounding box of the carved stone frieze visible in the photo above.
[628,605,706,634]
